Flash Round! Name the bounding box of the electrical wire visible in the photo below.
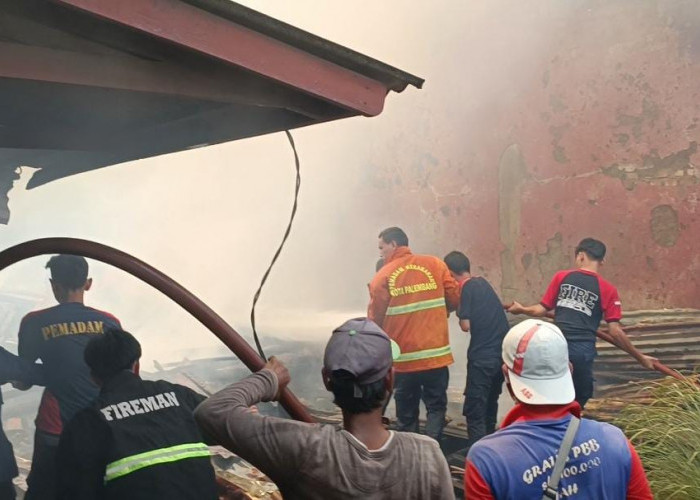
[250,131,301,360]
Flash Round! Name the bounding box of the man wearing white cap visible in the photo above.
[195,317,455,500]
[464,319,652,500]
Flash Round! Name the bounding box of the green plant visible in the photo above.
[614,377,700,499]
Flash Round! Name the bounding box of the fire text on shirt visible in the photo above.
[556,284,598,317]
[41,321,106,340]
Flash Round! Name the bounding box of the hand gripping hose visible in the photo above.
[0,237,315,423]
[501,302,689,383]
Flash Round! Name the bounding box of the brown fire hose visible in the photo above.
[0,237,315,423]
[593,328,686,382]
[502,302,688,383]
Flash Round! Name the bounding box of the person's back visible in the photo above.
[458,277,508,360]
[19,303,120,423]
[17,255,121,500]
[74,375,215,500]
[507,238,655,409]
[218,396,451,500]
[195,318,456,500]
[465,319,652,500]
[444,251,509,446]
[541,268,617,348]
[468,409,639,499]
[285,424,450,499]
[369,249,457,369]
[57,329,216,500]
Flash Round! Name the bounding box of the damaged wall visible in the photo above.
[363,0,700,310]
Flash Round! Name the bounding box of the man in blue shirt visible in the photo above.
[465,319,652,499]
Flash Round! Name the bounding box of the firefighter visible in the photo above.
[368,227,460,441]
[56,329,217,500]
[16,255,121,500]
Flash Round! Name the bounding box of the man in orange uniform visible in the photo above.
[368,227,460,441]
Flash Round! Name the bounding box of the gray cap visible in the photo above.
[323,317,397,385]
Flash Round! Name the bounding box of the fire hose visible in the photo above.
[0,237,316,423]
[502,302,688,382]
[593,328,686,382]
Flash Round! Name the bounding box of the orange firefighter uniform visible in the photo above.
[368,247,460,373]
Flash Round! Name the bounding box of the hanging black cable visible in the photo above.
[250,131,301,360]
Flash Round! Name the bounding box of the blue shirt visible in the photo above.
[467,404,634,499]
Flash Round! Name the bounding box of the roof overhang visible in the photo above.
[0,0,423,222]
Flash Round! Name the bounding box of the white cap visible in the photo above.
[502,319,575,405]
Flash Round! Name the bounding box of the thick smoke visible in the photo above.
[2,0,663,420]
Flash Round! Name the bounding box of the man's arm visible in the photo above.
[599,282,654,370]
[457,284,471,332]
[16,315,43,390]
[194,357,311,485]
[606,323,655,370]
[442,266,460,313]
[367,276,390,327]
[509,271,564,318]
[17,316,41,362]
[56,410,108,500]
[0,347,45,387]
[507,301,550,317]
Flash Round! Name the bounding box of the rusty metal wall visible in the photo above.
[365,0,700,310]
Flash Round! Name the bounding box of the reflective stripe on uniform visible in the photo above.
[104,442,210,483]
[394,345,452,363]
[385,298,446,316]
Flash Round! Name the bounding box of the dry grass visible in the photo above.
[614,376,700,499]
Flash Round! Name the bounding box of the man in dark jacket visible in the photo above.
[0,347,45,500]
[56,329,217,500]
